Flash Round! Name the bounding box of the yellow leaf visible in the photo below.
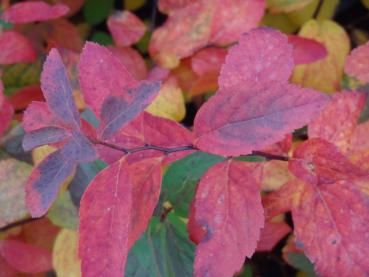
[261,13,298,34]
[286,0,339,27]
[261,160,292,191]
[146,77,186,121]
[124,0,146,11]
[267,0,313,13]
[53,229,81,277]
[291,20,350,94]
[362,0,369,9]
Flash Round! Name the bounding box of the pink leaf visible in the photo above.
[0,31,36,64]
[0,239,52,273]
[189,160,264,277]
[288,35,327,64]
[256,221,291,252]
[1,1,69,24]
[345,41,369,83]
[219,27,294,92]
[308,92,365,152]
[78,42,138,117]
[107,11,146,47]
[79,156,162,276]
[22,101,54,132]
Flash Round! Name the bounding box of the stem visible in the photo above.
[0,217,43,232]
[312,0,323,19]
[252,151,289,161]
[96,140,288,160]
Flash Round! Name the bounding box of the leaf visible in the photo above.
[291,20,350,94]
[2,60,41,91]
[308,92,366,152]
[160,151,225,217]
[26,150,76,218]
[345,41,369,83]
[60,131,97,163]
[107,10,146,47]
[108,46,148,80]
[53,229,81,277]
[289,176,369,276]
[218,27,294,91]
[289,139,366,186]
[194,82,327,156]
[41,48,80,129]
[0,31,36,64]
[78,42,138,117]
[83,0,114,25]
[189,160,264,277]
[1,1,69,24]
[256,221,291,252]
[124,0,146,11]
[146,76,186,121]
[158,0,196,14]
[149,0,265,68]
[0,99,13,137]
[0,155,32,228]
[267,0,313,13]
[288,35,327,64]
[194,28,328,156]
[79,156,162,276]
[22,102,54,132]
[7,85,44,111]
[191,47,227,77]
[48,191,79,230]
[0,239,52,273]
[99,80,161,139]
[23,127,70,151]
[260,160,292,191]
[47,0,85,16]
[282,236,318,277]
[126,213,195,277]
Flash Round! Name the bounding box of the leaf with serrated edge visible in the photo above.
[189,160,263,277]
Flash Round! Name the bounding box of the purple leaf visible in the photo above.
[22,127,69,151]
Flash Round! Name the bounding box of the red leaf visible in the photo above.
[345,41,369,83]
[290,176,369,276]
[108,46,148,80]
[288,35,327,65]
[256,221,291,252]
[107,11,146,47]
[99,80,160,139]
[22,101,54,132]
[191,47,227,77]
[26,150,76,217]
[1,1,69,24]
[189,160,263,277]
[289,139,366,186]
[158,0,196,14]
[219,27,294,91]
[193,28,328,156]
[0,239,52,273]
[44,19,83,52]
[194,82,327,156]
[0,99,14,137]
[0,31,36,64]
[78,42,138,117]
[7,85,44,111]
[308,92,365,152]
[41,48,80,129]
[79,156,162,276]
[149,0,264,68]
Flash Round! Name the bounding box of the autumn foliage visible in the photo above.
[1,0,369,276]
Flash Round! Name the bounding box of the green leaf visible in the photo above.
[83,0,114,25]
[286,252,318,277]
[48,191,79,230]
[126,212,195,277]
[91,31,114,46]
[159,151,225,217]
[2,61,41,94]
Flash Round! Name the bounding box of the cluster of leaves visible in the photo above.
[1,0,369,276]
